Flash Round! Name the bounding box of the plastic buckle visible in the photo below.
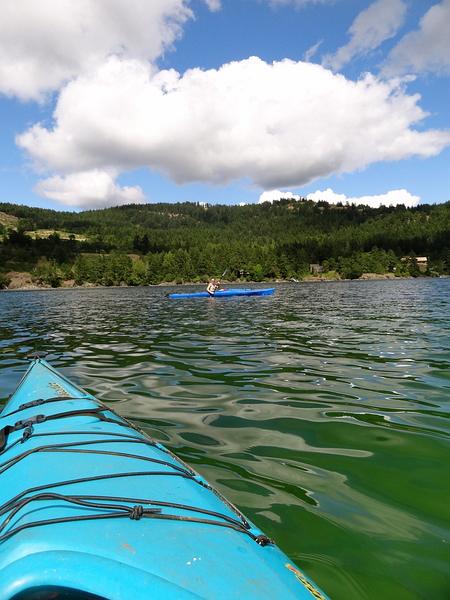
[21,424,34,442]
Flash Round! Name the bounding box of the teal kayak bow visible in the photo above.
[0,358,328,600]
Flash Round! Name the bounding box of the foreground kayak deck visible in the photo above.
[0,359,327,600]
[168,288,275,299]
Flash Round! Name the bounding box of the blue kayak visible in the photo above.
[0,359,327,600]
[169,288,275,299]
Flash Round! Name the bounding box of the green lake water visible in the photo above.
[0,279,449,599]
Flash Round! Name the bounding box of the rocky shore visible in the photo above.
[0,270,416,291]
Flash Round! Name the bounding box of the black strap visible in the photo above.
[1,396,90,419]
[0,508,272,545]
[0,491,272,545]
[0,408,121,452]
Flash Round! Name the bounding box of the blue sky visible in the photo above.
[0,0,449,211]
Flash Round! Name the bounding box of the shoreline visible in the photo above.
[1,273,441,292]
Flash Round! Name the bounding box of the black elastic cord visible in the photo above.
[0,491,270,545]
[0,396,92,419]
[0,389,263,545]
[22,431,247,527]
[0,493,162,534]
[0,408,124,452]
[0,508,271,545]
[1,493,249,533]
[0,441,192,477]
[0,471,195,518]
[0,429,149,457]
[157,442,249,528]
[0,510,162,544]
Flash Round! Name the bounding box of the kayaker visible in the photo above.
[206,278,222,295]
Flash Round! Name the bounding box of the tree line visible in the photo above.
[0,199,449,288]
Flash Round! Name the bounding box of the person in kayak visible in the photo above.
[207,278,223,295]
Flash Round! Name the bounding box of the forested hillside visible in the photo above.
[0,199,449,288]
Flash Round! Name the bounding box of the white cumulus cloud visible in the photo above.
[323,0,407,71]
[0,0,193,100]
[306,187,420,208]
[35,170,146,209]
[259,189,301,203]
[17,56,450,192]
[383,0,450,77]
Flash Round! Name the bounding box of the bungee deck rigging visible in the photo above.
[0,358,328,600]
[0,393,267,546]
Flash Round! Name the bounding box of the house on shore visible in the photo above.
[309,264,323,275]
[401,256,428,272]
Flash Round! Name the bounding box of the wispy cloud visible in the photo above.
[323,0,407,71]
[265,0,333,7]
[203,0,222,11]
[304,40,323,62]
[383,0,450,77]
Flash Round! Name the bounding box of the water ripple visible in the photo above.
[1,279,449,599]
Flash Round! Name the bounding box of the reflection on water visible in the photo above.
[1,279,450,599]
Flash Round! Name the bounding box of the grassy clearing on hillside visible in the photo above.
[0,211,19,236]
[25,230,87,241]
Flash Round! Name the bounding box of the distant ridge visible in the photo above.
[0,199,449,288]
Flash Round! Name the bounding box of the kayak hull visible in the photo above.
[0,359,327,600]
[168,288,275,299]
